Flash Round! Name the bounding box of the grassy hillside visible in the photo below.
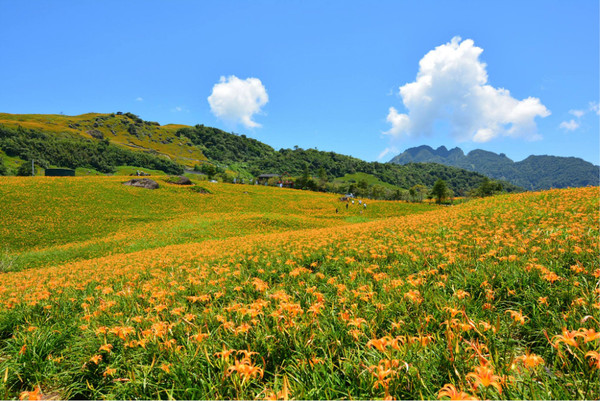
[0,178,597,399]
[0,176,431,272]
[0,112,205,167]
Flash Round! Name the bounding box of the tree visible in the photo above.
[0,156,7,176]
[409,184,427,202]
[16,160,35,176]
[430,178,450,204]
[199,163,217,179]
[472,176,504,197]
[318,166,327,183]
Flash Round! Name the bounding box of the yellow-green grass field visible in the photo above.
[0,113,205,168]
[0,177,597,400]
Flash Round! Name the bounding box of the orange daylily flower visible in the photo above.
[437,383,478,400]
[466,364,503,394]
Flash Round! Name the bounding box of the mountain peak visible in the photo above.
[389,145,598,190]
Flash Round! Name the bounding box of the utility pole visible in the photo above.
[31,160,34,176]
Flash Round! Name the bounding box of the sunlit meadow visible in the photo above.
[0,177,598,399]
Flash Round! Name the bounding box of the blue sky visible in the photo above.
[1,0,598,164]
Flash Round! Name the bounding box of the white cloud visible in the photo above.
[589,101,600,115]
[171,106,189,113]
[569,109,585,118]
[377,146,397,161]
[559,119,579,131]
[136,97,143,102]
[208,75,268,128]
[384,36,550,143]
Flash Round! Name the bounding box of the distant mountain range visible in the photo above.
[389,145,599,190]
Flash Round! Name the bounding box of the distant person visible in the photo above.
[345,202,349,210]
[363,203,367,209]
[358,200,362,205]
[336,208,339,214]
[352,200,355,205]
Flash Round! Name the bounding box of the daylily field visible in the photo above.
[0,177,598,400]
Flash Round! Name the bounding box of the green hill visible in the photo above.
[0,112,206,167]
[176,124,521,196]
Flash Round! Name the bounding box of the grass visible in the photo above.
[0,177,428,271]
[0,112,207,168]
[334,172,402,190]
[0,177,597,400]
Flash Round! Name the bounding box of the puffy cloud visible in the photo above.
[589,101,600,115]
[208,75,268,128]
[384,37,550,143]
[569,109,585,118]
[559,119,579,131]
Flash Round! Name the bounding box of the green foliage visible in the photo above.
[430,178,451,204]
[177,125,274,164]
[196,163,217,179]
[175,125,519,197]
[409,184,428,202]
[471,176,504,197]
[0,156,7,176]
[16,160,35,176]
[0,126,183,175]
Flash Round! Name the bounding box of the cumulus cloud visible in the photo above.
[559,119,580,131]
[589,101,600,115]
[208,75,268,128]
[384,37,550,143]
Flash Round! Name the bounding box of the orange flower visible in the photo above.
[466,364,503,394]
[515,351,544,369]
[404,290,423,305]
[437,383,478,400]
[585,351,600,369]
[506,310,527,325]
[98,344,113,353]
[19,387,42,401]
[347,317,367,327]
[227,358,264,382]
[367,336,392,353]
[89,354,102,365]
[552,328,581,348]
[579,328,600,343]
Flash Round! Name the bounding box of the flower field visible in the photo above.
[0,178,598,399]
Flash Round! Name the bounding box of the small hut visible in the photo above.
[45,168,75,177]
[257,173,280,185]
